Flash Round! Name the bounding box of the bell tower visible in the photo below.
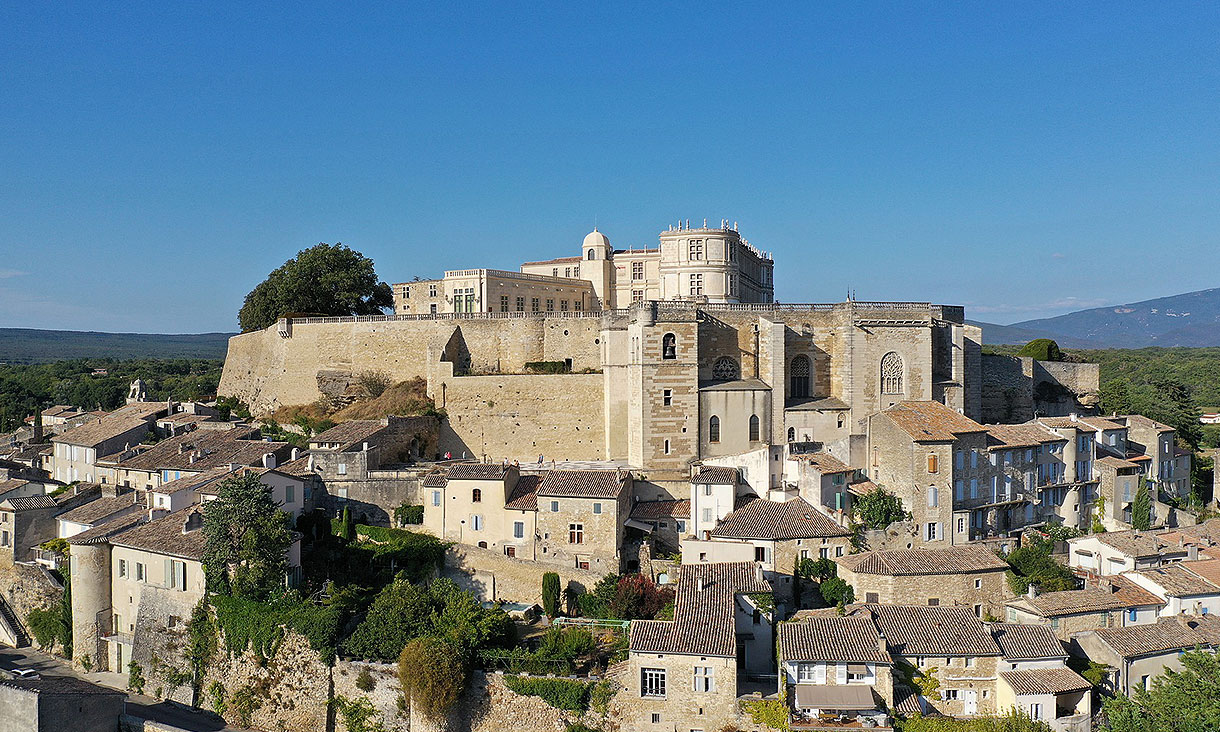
[582,228,615,309]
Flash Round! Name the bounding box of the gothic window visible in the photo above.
[790,355,812,398]
[749,415,760,442]
[709,416,720,443]
[662,333,677,360]
[711,356,739,381]
[881,352,904,395]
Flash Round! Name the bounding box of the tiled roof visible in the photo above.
[1080,417,1126,432]
[0,479,32,494]
[421,470,449,487]
[275,454,317,478]
[110,427,287,473]
[0,494,57,511]
[110,507,207,560]
[1011,587,1156,617]
[1092,615,1220,658]
[52,416,151,448]
[504,475,541,511]
[67,513,146,546]
[309,420,387,450]
[1087,530,1179,558]
[107,402,172,421]
[520,256,583,265]
[445,463,509,481]
[630,561,769,657]
[881,401,986,442]
[985,423,1064,450]
[0,676,126,696]
[1105,575,1168,608]
[57,492,140,525]
[853,605,1001,657]
[691,466,739,484]
[1037,417,1098,433]
[1000,668,1091,696]
[837,545,1007,576]
[1128,564,1220,597]
[892,686,923,716]
[538,469,627,498]
[1096,456,1141,470]
[159,466,237,496]
[712,497,850,540]
[989,623,1066,660]
[779,615,892,664]
[630,499,690,521]
[796,453,854,474]
[1179,559,1220,588]
[1122,414,1175,433]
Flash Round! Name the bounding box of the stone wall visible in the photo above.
[332,659,408,732]
[0,563,62,650]
[203,629,332,732]
[980,355,1100,424]
[443,542,605,604]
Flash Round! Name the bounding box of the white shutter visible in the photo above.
[836,663,848,684]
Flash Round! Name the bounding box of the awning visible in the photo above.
[847,664,869,675]
[793,684,878,711]
[624,518,654,532]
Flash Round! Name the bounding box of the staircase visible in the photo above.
[0,595,30,647]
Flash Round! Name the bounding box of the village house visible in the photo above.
[1072,614,1220,696]
[835,545,1010,617]
[625,562,772,732]
[1004,577,1165,640]
[49,415,155,484]
[626,498,689,558]
[0,676,126,732]
[992,622,1091,732]
[55,486,142,540]
[1121,561,1220,617]
[96,425,294,492]
[1066,528,1210,577]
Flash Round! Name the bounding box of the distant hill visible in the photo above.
[974,287,1220,348]
[0,328,232,363]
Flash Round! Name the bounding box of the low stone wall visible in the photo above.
[444,542,604,604]
[458,671,608,732]
[858,520,922,552]
[332,659,408,732]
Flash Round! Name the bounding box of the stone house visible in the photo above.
[784,451,861,522]
[777,614,895,729]
[535,469,632,573]
[49,415,154,484]
[625,562,772,732]
[0,495,59,567]
[1122,562,1220,617]
[990,623,1091,732]
[1072,614,1220,696]
[682,495,852,608]
[835,545,1011,617]
[1067,530,1200,577]
[1119,414,1192,500]
[983,423,1097,535]
[626,498,689,557]
[688,466,740,540]
[56,487,142,539]
[307,417,439,523]
[1004,579,1165,640]
[0,676,125,732]
[97,425,294,492]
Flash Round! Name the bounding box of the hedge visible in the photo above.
[503,675,592,711]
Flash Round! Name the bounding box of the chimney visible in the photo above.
[1027,583,1038,599]
[188,452,196,464]
[179,443,188,454]
[1070,413,1078,422]
[696,577,704,592]
[362,442,369,452]
[307,455,315,472]
[1188,544,1199,561]
[147,507,168,521]
[263,453,276,469]
[290,447,300,461]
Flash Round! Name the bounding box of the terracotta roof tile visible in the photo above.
[109,506,207,560]
[421,469,449,487]
[538,469,627,498]
[629,499,690,521]
[837,545,1008,576]
[795,453,854,474]
[1000,668,1091,696]
[853,605,1001,657]
[779,616,892,664]
[0,494,57,511]
[691,466,739,484]
[1128,564,1220,597]
[109,427,287,473]
[52,416,151,448]
[57,492,140,525]
[881,401,986,442]
[1009,587,1158,617]
[505,475,541,511]
[712,497,850,540]
[1092,615,1220,658]
[630,561,769,657]
[309,421,387,451]
[985,423,1065,450]
[989,623,1066,660]
[445,463,509,481]
[1037,417,1098,433]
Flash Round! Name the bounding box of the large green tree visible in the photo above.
[1131,477,1152,530]
[854,487,910,530]
[1102,649,1220,732]
[201,473,294,601]
[238,243,394,332]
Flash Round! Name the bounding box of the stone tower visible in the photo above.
[581,229,615,310]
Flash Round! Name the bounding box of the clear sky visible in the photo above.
[2,3,1218,333]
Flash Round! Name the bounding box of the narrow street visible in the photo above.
[0,646,250,731]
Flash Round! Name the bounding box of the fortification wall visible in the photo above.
[443,542,604,603]
[980,355,1100,424]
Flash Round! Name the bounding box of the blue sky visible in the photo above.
[2,3,1218,333]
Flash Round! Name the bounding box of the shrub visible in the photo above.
[524,361,571,374]
[1017,339,1063,362]
[356,668,376,692]
[399,637,466,723]
[127,660,146,695]
[395,503,424,525]
[212,594,347,662]
[503,675,592,711]
[819,577,855,606]
[853,487,909,530]
[542,572,561,618]
[355,370,393,399]
[27,606,62,650]
[333,694,386,732]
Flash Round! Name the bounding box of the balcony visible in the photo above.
[31,548,65,571]
[790,714,893,730]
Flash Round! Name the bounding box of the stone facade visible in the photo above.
[442,541,605,603]
[202,629,332,732]
[839,564,1010,618]
[979,356,1099,424]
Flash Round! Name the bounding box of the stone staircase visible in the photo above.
[0,594,30,647]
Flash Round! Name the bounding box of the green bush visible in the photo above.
[542,572,561,617]
[27,606,63,650]
[395,504,424,525]
[1017,339,1063,362]
[820,577,855,606]
[901,710,1052,731]
[1005,540,1076,593]
[853,487,910,530]
[503,675,592,711]
[211,595,346,662]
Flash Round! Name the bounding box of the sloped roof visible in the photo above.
[445,463,509,481]
[691,466,739,485]
[1092,615,1220,658]
[881,401,986,442]
[1122,414,1175,433]
[989,623,1066,660]
[1000,668,1091,696]
[52,416,150,448]
[779,615,892,664]
[0,494,57,511]
[421,469,448,487]
[1038,417,1097,433]
[985,423,1065,450]
[538,469,627,498]
[1128,564,1220,597]
[796,453,854,474]
[855,604,1001,657]
[629,499,690,521]
[504,475,541,511]
[111,427,288,473]
[837,545,1007,576]
[1080,417,1126,432]
[1011,587,1160,617]
[712,496,850,540]
[109,507,207,561]
[630,561,769,657]
[309,420,387,450]
[57,492,140,525]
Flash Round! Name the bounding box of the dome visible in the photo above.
[583,228,610,249]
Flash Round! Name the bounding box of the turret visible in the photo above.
[69,541,112,671]
[581,229,614,309]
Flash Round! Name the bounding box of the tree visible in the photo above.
[820,577,855,606]
[338,506,354,542]
[237,243,393,332]
[607,574,673,621]
[1102,649,1220,732]
[398,637,466,724]
[1005,540,1076,593]
[201,473,294,601]
[1017,339,1063,361]
[542,572,561,618]
[1131,477,1152,531]
[854,487,910,530]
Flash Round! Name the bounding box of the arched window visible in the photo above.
[662,333,677,360]
[711,356,739,381]
[587,249,596,260]
[472,488,482,503]
[709,416,721,443]
[790,355,811,398]
[749,415,761,442]
[881,352,904,395]
[787,427,796,443]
